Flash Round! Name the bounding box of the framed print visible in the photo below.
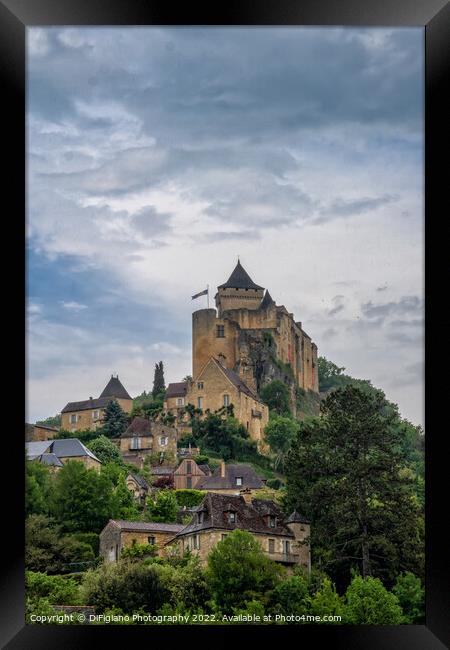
[1,0,449,648]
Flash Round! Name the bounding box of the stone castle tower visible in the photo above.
[192,261,319,414]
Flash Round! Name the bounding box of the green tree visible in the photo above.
[26,458,52,516]
[260,380,291,416]
[155,555,210,611]
[152,361,166,399]
[81,560,166,614]
[25,515,67,573]
[101,399,129,439]
[343,574,403,624]
[308,577,344,621]
[26,571,82,606]
[50,460,117,533]
[392,572,425,623]
[35,414,61,428]
[113,472,141,520]
[87,435,123,464]
[284,386,424,587]
[146,489,179,523]
[270,574,309,617]
[193,413,257,461]
[207,529,281,612]
[317,357,346,392]
[175,489,205,508]
[264,415,299,469]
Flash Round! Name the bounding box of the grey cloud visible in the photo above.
[361,295,422,320]
[199,229,262,243]
[328,304,345,317]
[131,206,173,240]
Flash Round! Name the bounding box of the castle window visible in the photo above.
[216,325,225,338]
[223,394,230,407]
[227,511,237,524]
[197,382,204,390]
[197,397,203,409]
[148,536,155,545]
[268,539,275,554]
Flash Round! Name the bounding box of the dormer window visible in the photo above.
[197,511,204,524]
[269,515,276,528]
[235,477,243,486]
[227,511,237,524]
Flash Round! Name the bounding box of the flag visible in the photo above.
[191,288,208,300]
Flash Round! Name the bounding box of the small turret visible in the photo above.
[216,260,265,316]
[286,510,311,574]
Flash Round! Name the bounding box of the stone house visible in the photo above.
[173,458,211,490]
[125,472,150,504]
[100,520,185,563]
[172,492,310,572]
[186,357,269,451]
[164,381,189,415]
[26,438,102,471]
[195,460,264,495]
[119,416,177,468]
[61,375,133,432]
[25,422,59,442]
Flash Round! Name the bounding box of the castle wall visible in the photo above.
[192,309,238,379]
[216,287,264,315]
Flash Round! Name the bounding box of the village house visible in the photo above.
[25,422,59,442]
[125,472,150,504]
[195,460,264,495]
[171,492,310,572]
[119,416,177,468]
[100,520,185,563]
[26,438,102,471]
[61,375,133,432]
[173,457,211,489]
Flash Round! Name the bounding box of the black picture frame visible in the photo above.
[2,0,449,647]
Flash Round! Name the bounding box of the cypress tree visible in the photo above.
[152,361,166,398]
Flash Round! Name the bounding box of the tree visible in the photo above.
[146,489,179,523]
[308,578,344,620]
[81,560,166,614]
[26,458,52,516]
[35,414,61,428]
[113,472,141,520]
[392,572,425,623]
[88,435,123,465]
[101,399,129,439]
[175,489,205,508]
[343,574,403,624]
[152,361,166,398]
[50,460,117,533]
[206,529,281,612]
[260,380,291,416]
[193,413,257,461]
[284,386,424,587]
[270,574,309,616]
[317,357,346,392]
[26,571,82,606]
[264,415,299,469]
[155,555,210,612]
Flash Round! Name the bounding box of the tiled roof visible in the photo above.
[165,382,188,398]
[260,290,275,310]
[218,261,264,291]
[26,439,101,464]
[37,453,64,467]
[121,417,177,439]
[109,520,185,533]
[61,396,113,413]
[177,492,294,538]
[213,359,258,400]
[195,463,264,490]
[99,375,132,400]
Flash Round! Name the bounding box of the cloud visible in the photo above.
[361,295,422,320]
[61,301,88,311]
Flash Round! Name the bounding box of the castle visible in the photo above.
[165,261,319,450]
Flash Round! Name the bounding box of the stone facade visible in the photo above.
[99,520,184,563]
[25,423,59,442]
[173,458,210,489]
[186,358,269,451]
[119,417,177,467]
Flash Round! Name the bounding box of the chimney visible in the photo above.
[89,396,93,401]
[220,460,226,478]
[240,488,252,504]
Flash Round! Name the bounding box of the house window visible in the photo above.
[176,397,184,406]
[192,534,200,550]
[223,394,230,407]
[186,476,192,489]
[70,414,77,424]
[197,382,204,390]
[148,536,156,545]
[228,511,236,524]
[269,515,276,528]
[197,511,204,524]
[268,539,275,554]
[284,540,291,555]
[92,410,100,420]
[130,437,141,450]
[236,477,243,486]
[159,436,168,446]
[197,397,203,409]
[216,325,225,338]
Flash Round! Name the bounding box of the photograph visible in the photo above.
[25,25,425,627]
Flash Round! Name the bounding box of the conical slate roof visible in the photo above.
[99,375,132,400]
[286,510,310,524]
[260,290,275,309]
[218,261,264,290]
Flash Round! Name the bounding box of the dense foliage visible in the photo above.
[101,399,130,439]
[152,361,166,399]
[260,380,291,416]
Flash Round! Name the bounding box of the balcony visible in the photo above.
[269,552,300,564]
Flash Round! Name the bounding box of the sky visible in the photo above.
[26,27,424,426]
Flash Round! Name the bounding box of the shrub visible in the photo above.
[175,489,205,508]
